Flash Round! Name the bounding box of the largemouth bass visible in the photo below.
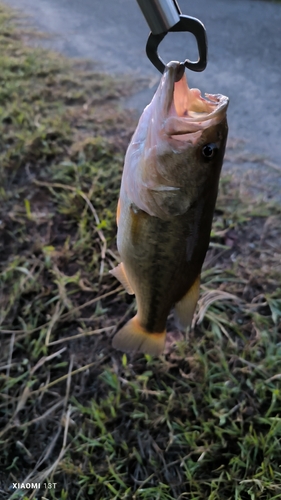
[111,61,229,355]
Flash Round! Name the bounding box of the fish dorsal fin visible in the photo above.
[109,262,135,295]
[174,275,200,329]
[112,315,166,355]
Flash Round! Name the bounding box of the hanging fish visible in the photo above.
[110,61,229,355]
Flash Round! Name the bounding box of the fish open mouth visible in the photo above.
[163,61,229,141]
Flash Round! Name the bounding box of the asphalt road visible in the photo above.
[3,0,281,171]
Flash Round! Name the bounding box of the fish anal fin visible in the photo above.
[112,316,166,356]
[109,262,134,295]
[174,275,200,329]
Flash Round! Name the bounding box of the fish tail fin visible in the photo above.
[112,316,166,356]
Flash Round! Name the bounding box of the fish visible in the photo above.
[110,61,229,356]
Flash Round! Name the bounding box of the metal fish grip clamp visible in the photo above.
[136,0,207,80]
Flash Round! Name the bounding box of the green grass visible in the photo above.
[0,4,281,500]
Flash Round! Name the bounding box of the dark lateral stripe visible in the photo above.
[145,219,175,332]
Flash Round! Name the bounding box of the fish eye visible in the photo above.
[202,143,218,161]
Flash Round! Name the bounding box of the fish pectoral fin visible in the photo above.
[148,185,180,193]
[174,275,200,330]
[109,262,135,295]
[112,316,166,356]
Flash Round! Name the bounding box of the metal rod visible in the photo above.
[136,0,181,35]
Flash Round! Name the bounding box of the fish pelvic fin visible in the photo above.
[174,275,200,330]
[112,316,166,356]
[109,262,135,295]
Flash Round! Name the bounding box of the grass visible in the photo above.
[0,4,281,500]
